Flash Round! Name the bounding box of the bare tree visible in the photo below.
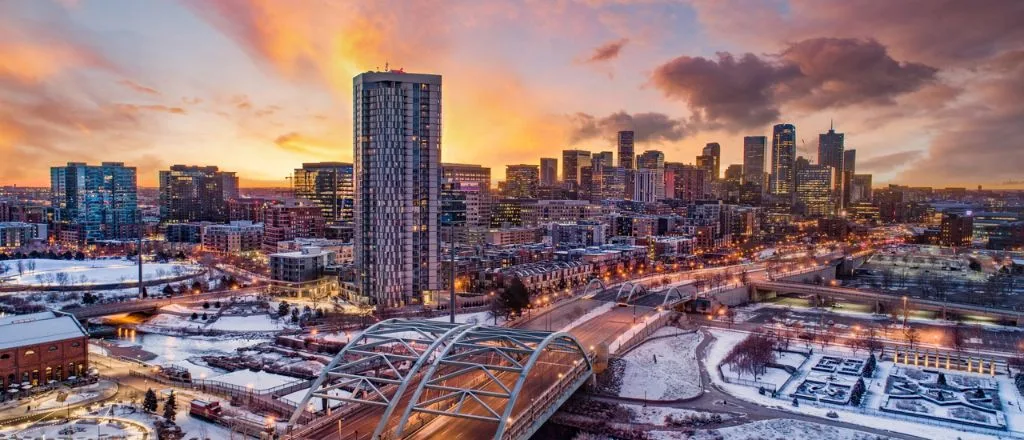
[904,327,921,351]
[951,321,966,356]
[16,260,24,276]
[864,327,884,354]
[25,260,36,272]
[723,332,776,380]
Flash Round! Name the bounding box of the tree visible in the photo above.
[864,327,883,354]
[850,378,866,406]
[495,277,531,319]
[723,332,776,379]
[83,292,97,304]
[202,302,210,309]
[201,312,208,320]
[163,391,177,421]
[143,388,159,413]
[278,301,290,317]
[162,284,175,296]
[16,260,24,276]
[191,312,198,320]
[863,353,877,378]
[904,327,921,350]
[951,321,966,356]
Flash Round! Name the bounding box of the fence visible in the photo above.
[716,366,778,395]
[609,312,674,354]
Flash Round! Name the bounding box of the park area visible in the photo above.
[0,258,200,288]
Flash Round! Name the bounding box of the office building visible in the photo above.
[940,213,974,247]
[293,162,355,225]
[442,163,491,190]
[667,163,706,202]
[632,169,660,203]
[561,150,591,191]
[795,164,836,217]
[851,174,873,203]
[743,135,767,188]
[551,221,607,248]
[158,165,237,223]
[702,143,721,180]
[843,149,857,208]
[51,162,138,243]
[770,124,797,197]
[637,150,666,200]
[696,155,716,182]
[504,165,539,199]
[817,125,845,172]
[540,158,558,186]
[354,71,441,307]
[617,131,635,169]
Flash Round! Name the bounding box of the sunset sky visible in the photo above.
[1,0,1022,188]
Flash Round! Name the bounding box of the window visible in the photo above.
[71,342,81,348]
[48,345,58,352]
[24,350,35,356]
[0,354,9,360]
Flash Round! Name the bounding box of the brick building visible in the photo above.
[0,312,89,387]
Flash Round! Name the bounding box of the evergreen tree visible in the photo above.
[163,391,177,421]
[850,378,866,406]
[278,301,290,317]
[143,388,158,413]
[495,277,531,319]
[191,312,198,320]
[162,284,175,296]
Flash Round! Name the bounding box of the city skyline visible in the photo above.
[1,1,1022,189]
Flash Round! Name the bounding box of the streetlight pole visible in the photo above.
[449,221,456,324]
[902,295,909,328]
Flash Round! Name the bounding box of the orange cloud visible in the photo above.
[0,41,110,83]
[117,79,160,95]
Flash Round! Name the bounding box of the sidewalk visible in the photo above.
[0,380,118,424]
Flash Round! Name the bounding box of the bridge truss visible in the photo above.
[288,319,592,440]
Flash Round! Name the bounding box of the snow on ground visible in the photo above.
[621,404,730,426]
[428,310,503,326]
[280,386,353,412]
[207,369,301,391]
[207,315,289,332]
[619,327,702,400]
[561,301,614,333]
[776,351,809,369]
[0,258,199,286]
[705,329,999,440]
[4,417,148,439]
[609,311,669,353]
[650,418,895,440]
[111,332,269,377]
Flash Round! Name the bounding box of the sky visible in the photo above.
[1,0,1022,188]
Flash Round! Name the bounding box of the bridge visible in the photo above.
[68,287,262,319]
[751,280,1024,324]
[286,319,593,440]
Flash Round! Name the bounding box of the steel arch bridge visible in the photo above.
[287,319,593,440]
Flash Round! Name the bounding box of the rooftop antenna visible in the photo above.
[385,61,389,71]
[830,118,834,131]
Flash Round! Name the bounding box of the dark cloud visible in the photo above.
[858,150,924,174]
[650,38,937,130]
[580,38,628,63]
[569,111,687,144]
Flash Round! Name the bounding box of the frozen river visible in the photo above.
[106,331,271,379]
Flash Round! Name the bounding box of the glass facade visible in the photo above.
[51,162,138,242]
[293,162,355,225]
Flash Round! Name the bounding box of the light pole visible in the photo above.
[902,295,909,328]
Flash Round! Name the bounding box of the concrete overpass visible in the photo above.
[751,280,1024,324]
[68,287,262,319]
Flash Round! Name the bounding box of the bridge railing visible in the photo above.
[502,355,593,440]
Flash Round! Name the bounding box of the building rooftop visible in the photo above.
[0,312,88,351]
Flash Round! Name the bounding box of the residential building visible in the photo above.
[354,71,441,307]
[262,201,325,252]
[293,162,354,225]
[202,221,264,253]
[632,169,661,203]
[442,163,491,190]
[165,223,205,244]
[770,124,796,197]
[696,155,716,183]
[227,198,272,223]
[504,165,539,199]
[159,165,238,223]
[540,158,558,186]
[617,131,635,169]
[551,221,607,248]
[940,213,974,247]
[485,227,543,246]
[51,162,138,243]
[269,246,338,298]
[666,163,706,202]
[0,312,89,386]
[0,222,44,249]
[519,200,607,226]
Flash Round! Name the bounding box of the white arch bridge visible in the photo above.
[286,319,594,440]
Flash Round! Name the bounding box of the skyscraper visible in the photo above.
[843,149,857,208]
[702,142,721,180]
[539,158,558,186]
[617,131,635,169]
[743,136,767,188]
[637,150,666,200]
[504,164,539,199]
[561,150,591,190]
[795,164,836,217]
[51,162,138,242]
[593,151,614,168]
[818,124,845,205]
[632,169,660,203]
[354,71,441,307]
[770,124,797,197]
[159,165,238,223]
[293,162,354,225]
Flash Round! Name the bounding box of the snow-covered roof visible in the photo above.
[0,313,88,350]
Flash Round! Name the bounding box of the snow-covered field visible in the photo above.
[650,418,895,440]
[207,369,302,392]
[4,418,149,439]
[706,329,1001,440]
[0,258,200,286]
[619,327,702,400]
[108,332,269,378]
[207,315,289,332]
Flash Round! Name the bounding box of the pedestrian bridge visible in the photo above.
[287,319,593,440]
